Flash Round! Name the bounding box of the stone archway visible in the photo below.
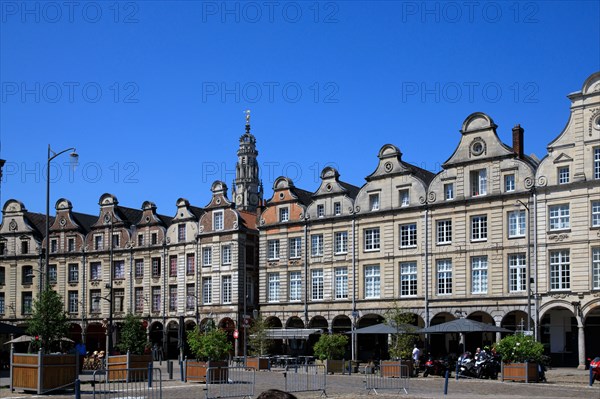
[331,315,351,333]
[429,312,456,356]
[356,313,385,361]
[86,322,105,352]
[585,305,600,362]
[540,305,578,367]
[166,320,179,360]
[466,311,495,352]
[286,316,304,328]
[501,310,531,336]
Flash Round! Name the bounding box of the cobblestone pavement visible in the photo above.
[1,365,599,399]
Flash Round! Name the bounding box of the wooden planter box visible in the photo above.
[380,360,413,377]
[185,360,228,383]
[107,352,153,382]
[10,350,78,394]
[246,357,270,370]
[501,362,539,383]
[316,359,346,374]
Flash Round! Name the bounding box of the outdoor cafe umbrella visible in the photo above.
[418,318,511,334]
[0,322,24,335]
[4,335,75,345]
[349,323,421,334]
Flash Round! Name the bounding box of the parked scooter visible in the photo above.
[422,355,451,377]
[457,351,477,378]
[474,350,500,379]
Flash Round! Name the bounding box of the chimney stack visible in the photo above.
[512,124,524,158]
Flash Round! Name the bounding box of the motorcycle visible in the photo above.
[422,355,451,377]
[457,351,478,378]
[589,357,600,383]
[474,350,500,379]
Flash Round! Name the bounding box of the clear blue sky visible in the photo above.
[1,1,599,218]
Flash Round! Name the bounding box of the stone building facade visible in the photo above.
[0,72,598,367]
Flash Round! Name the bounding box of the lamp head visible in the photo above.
[69,150,79,168]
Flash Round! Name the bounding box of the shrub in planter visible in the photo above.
[185,327,232,383]
[494,334,545,382]
[313,334,348,374]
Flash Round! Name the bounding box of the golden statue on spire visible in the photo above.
[245,109,251,125]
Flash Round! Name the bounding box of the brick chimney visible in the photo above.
[512,124,524,158]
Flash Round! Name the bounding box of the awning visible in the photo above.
[263,328,322,340]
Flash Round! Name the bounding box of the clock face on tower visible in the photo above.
[249,193,259,205]
[236,194,243,205]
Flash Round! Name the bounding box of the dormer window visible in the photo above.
[444,183,454,200]
[94,235,103,250]
[21,240,29,255]
[334,202,341,215]
[317,204,325,218]
[399,189,410,207]
[279,207,289,222]
[67,238,75,252]
[50,239,58,253]
[178,224,186,242]
[369,193,380,211]
[470,169,487,197]
[214,211,224,231]
[558,166,570,184]
[112,234,120,248]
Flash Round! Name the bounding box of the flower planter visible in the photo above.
[380,360,413,377]
[185,360,228,383]
[246,357,270,370]
[10,350,78,394]
[501,362,539,383]
[107,352,153,382]
[316,359,346,374]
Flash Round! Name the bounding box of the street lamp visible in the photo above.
[515,199,532,335]
[45,145,79,288]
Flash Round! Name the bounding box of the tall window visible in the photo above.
[444,183,454,200]
[90,262,102,280]
[112,234,120,248]
[364,265,380,298]
[334,231,348,254]
[22,265,33,285]
[68,264,79,283]
[0,267,4,285]
[67,237,75,252]
[213,211,224,231]
[369,193,380,211]
[222,245,232,265]
[470,169,487,196]
[289,237,302,258]
[399,189,410,207]
[50,239,57,253]
[186,285,195,311]
[437,259,452,295]
[169,255,177,277]
[138,234,144,246]
[400,262,417,297]
[113,260,125,279]
[21,240,28,254]
[152,286,161,312]
[593,248,600,290]
[437,220,452,244]
[364,228,380,251]
[68,291,78,313]
[222,276,232,304]
[202,277,212,304]
[167,286,177,311]
[186,253,195,275]
[550,250,570,290]
[135,288,144,313]
[203,247,212,266]
[152,258,161,277]
[311,269,324,300]
[151,233,158,245]
[471,215,488,241]
[549,204,570,230]
[400,223,417,247]
[592,201,600,227]
[334,267,348,299]
[279,207,289,222]
[471,256,488,294]
[558,166,570,184]
[22,292,33,314]
[508,254,527,292]
[334,202,341,215]
[0,293,4,314]
[114,289,124,312]
[48,264,57,284]
[508,210,526,237]
[94,235,103,250]
[317,204,325,218]
[289,271,302,301]
[268,273,280,302]
[311,234,323,256]
[90,290,101,313]
[595,147,600,180]
[178,224,186,242]
[505,174,515,192]
[268,239,280,260]
[135,259,144,278]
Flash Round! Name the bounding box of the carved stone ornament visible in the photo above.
[326,183,333,192]
[233,221,238,229]
[589,108,600,137]
[259,218,265,226]
[537,176,548,187]
[428,191,436,203]
[59,217,67,227]
[419,196,427,205]
[384,162,393,173]
[9,219,17,231]
[549,233,568,242]
[524,176,535,189]
[90,280,100,286]
[355,206,361,213]
[550,293,568,299]
[114,280,123,286]
[104,214,112,224]
[199,225,204,232]
[216,198,221,205]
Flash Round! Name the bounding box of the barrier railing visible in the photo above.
[364,362,409,395]
[284,364,326,397]
[204,366,255,399]
[89,364,162,399]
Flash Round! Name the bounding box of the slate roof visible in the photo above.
[339,181,361,199]
[24,212,52,237]
[71,212,97,233]
[290,187,313,206]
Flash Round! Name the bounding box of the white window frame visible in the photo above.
[444,183,454,200]
[399,189,410,207]
[508,254,527,292]
[471,256,488,294]
[437,220,452,244]
[508,210,526,238]
[400,223,417,248]
[68,263,79,283]
[364,228,380,251]
[135,287,145,313]
[202,247,212,266]
[267,239,280,260]
[311,269,324,300]
[334,231,348,254]
[221,245,232,265]
[594,147,600,180]
[289,237,302,258]
[222,275,232,304]
[213,211,224,231]
[135,259,144,278]
[202,277,212,304]
[317,204,325,218]
[68,291,78,313]
[334,202,341,216]
[369,193,380,211]
[400,262,417,297]
[550,250,570,291]
[364,265,380,299]
[592,201,600,227]
[113,260,125,280]
[152,287,161,312]
[549,204,570,230]
[471,169,487,196]
[268,273,280,302]
[334,267,348,299]
[558,166,570,184]
[311,234,323,256]
[437,259,452,295]
[279,207,289,222]
[178,223,186,242]
[289,271,302,301]
[471,215,488,241]
[593,248,600,290]
[90,262,102,281]
[505,174,515,192]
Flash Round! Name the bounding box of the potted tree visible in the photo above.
[380,307,418,377]
[246,316,272,370]
[185,325,232,383]
[107,313,151,382]
[11,288,77,394]
[313,333,348,374]
[495,333,545,383]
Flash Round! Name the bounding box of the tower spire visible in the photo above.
[245,109,251,134]
[232,110,261,212]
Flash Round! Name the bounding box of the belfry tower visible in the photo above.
[232,110,262,211]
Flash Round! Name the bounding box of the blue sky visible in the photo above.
[1,1,599,218]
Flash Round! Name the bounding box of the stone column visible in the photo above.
[577,323,586,370]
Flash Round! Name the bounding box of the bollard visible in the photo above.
[168,360,173,379]
[148,362,154,388]
[74,378,81,399]
[444,370,449,395]
[180,360,184,381]
[590,365,595,387]
[455,360,459,381]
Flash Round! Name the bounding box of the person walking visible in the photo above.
[412,344,421,376]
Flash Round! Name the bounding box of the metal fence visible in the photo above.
[205,366,255,399]
[284,364,327,397]
[364,362,409,395]
[86,365,162,399]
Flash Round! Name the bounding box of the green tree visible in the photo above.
[493,333,544,364]
[313,334,348,360]
[385,305,419,359]
[187,327,232,361]
[247,316,273,356]
[116,313,148,355]
[26,288,70,353]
